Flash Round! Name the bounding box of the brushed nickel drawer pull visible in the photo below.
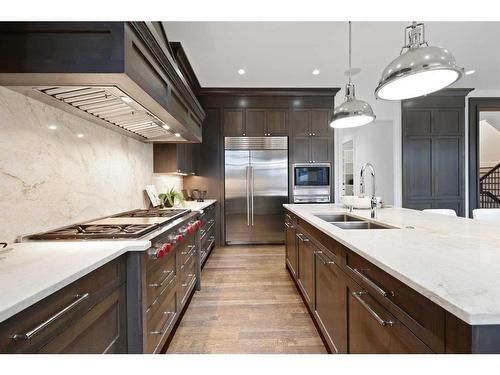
[149,270,175,288]
[352,291,395,327]
[12,293,90,341]
[150,311,175,335]
[181,245,196,256]
[182,274,195,287]
[352,268,394,298]
[315,250,335,266]
[296,233,309,242]
[285,222,295,229]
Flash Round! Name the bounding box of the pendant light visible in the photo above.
[375,22,464,100]
[330,22,376,129]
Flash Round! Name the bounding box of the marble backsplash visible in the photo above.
[0,87,160,243]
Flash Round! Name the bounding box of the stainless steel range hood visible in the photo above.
[0,22,205,143]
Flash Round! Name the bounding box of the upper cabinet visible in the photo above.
[0,22,205,143]
[291,109,332,163]
[223,108,288,137]
[154,143,199,175]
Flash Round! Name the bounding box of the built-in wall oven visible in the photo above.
[292,163,331,203]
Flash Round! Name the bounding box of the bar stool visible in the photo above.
[422,209,457,216]
[472,208,500,222]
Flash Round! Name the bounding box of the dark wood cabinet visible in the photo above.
[402,89,472,216]
[311,137,331,163]
[224,108,288,137]
[200,202,217,267]
[291,109,332,163]
[296,231,314,307]
[153,143,199,175]
[346,276,432,354]
[0,257,127,354]
[267,109,288,136]
[314,249,347,353]
[224,109,245,137]
[292,137,310,162]
[245,109,266,136]
[285,214,298,277]
[292,109,311,137]
[311,109,330,136]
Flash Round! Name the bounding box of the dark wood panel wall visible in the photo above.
[402,88,473,216]
[183,89,339,244]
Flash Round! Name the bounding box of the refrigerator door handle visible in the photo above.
[250,166,254,226]
[246,166,250,226]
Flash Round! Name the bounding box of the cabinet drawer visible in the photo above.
[180,241,196,268]
[38,287,127,354]
[345,249,445,352]
[347,277,432,354]
[146,252,176,309]
[0,257,126,353]
[180,256,196,306]
[145,286,178,353]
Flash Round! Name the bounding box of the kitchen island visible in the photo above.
[284,204,500,354]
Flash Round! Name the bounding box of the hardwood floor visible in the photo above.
[166,245,327,354]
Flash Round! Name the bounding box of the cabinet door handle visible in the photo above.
[296,233,309,242]
[285,222,295,229]
[352,268,394,298]
[314,250,335,265]
[12,293,90,341]
[149,270,175,289]
[150,311,175,335]
[352,291,395,327]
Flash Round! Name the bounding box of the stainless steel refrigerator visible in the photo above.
[224,137,288,245]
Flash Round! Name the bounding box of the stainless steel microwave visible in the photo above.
[292,163,331,203]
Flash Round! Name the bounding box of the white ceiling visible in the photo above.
[163,22,500,119]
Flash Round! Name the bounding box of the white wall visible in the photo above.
[0,87,157,243]
[153,174,184,194]
[335,120,395,205]
[479,118,500,168]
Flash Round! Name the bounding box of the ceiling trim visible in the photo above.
[198,87,340,97]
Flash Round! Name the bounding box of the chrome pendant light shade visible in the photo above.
[331,83,376,128]
[375,22,464,101]
[330,22,376,129]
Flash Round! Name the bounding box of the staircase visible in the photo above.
[480,162,500,208]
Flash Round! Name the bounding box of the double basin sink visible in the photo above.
[314,213,397,230]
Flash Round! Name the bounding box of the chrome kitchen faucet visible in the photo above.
[360,163,377,219]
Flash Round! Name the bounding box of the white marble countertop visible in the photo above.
[181,199,217,211]
[284,204,500,325]
[0,240,150,323]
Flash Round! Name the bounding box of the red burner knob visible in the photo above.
[155,247,166,258]
[176,234,184,243]
[196,220,202,228]
[186,226,193,235]
[161,242,172,254]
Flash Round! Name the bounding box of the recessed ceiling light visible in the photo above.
[120,96,133,103]
[76,133,84,138]
[465,69,476,75]
[48,125,57,130]
[238,69,246,75]
[174,133,181,137]
[161,124,170,130]
[312,69,320,76]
